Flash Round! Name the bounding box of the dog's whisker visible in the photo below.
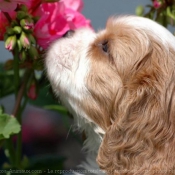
[66,125,72,140]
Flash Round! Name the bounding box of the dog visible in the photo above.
[45,16,175,175]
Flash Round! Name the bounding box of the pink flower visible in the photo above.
[0,0,30,12]
[62,0,83,12]
[34,2,70,49]
[27,0,43,13]
[153,0,162,9]
[65,8,91,30]
[27,83,37,100]
[33,1,92,49]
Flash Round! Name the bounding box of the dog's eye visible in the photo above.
[102,41,108,53]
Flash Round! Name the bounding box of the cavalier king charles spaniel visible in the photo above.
[45,16,175,175]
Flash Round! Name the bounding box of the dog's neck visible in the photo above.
[58,93,105,152]
[73,114,104,153]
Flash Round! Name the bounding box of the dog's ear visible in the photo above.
[97,47,175,174]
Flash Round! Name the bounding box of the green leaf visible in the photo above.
[0,111,21,140]
[44,105,68,115]
[166,7,175,20]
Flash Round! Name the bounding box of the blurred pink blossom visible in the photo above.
[33,2,69,49]
[0,11,16,40]
[22,109,59,143]
[0,12,9,40]
[0,0,30,12]
[0,0,91,48]
[62,0,83,12]
[27,83,37,100]
[33,1,92,49]
[65,8,91,29]
[27,0,43,13]
[153,0,162,9]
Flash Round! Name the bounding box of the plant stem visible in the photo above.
[13,47,20,98]
[0,48,18,168]
[15,99,28,168]
[15,111,22,168]
[13,47,33,168]
[12,70,31,116]
[5,137,16,167]
[12,47,20,168]
[12,69,32,168]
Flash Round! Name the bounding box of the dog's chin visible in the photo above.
[45,28,94,96]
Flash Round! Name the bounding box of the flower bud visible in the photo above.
[20,18,34,30]
[17,39,22,51]
[13,26,22,34]
[27,82,37,100]
[20,50,27,61]
[5,35,17,51]
[28,46,39,59]
[153,0,162,9]
[19,32,30,49]
[17,11,28,20]
[27,33,36,45]
[135,6,144,16]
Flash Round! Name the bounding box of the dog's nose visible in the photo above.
[63,30,75,38]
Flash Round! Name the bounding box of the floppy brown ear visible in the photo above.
[97,51,175,174]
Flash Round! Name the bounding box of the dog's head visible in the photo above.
[45,16,175,174]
